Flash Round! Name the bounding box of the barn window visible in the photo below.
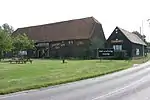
[77,41,84,46]
[71,41,74,44]
[113,45,122,51]
[115,29,118,33]
[61,43,65,47]
[136,49,140,55]
[68,41,74,44]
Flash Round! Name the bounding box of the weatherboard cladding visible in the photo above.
[118,27,146,46]
[13,17,101,42]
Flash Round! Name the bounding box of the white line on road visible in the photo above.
[91,73,150,100]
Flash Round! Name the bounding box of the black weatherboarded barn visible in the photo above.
[13,17,106,58]
[107,27,147,58]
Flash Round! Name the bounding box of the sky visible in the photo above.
[1,0,150,41]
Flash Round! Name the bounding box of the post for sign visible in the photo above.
[97,48,102,62]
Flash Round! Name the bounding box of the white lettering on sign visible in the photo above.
[98,49,114,57]
[99,50,113,53]
[102,53,110,55]
[36,43,49,47]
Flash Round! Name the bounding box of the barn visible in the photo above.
[13,17,106,58]
[107,27,147,58]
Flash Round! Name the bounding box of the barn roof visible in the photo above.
[118,27,147,46]
[13,17,102,42]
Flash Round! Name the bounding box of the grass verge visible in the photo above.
[0,57,149,94]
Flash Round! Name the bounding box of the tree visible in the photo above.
[132,31,146,42]
[12,33,34,54]
[147,42,150,46]
[0,29,13,61]
[1,23,14,34]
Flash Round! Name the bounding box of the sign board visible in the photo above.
[36,43,49,47]
[98,48,114,57]
[111,40,123,43]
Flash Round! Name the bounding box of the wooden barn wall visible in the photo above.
[90,23,106,49]
[49,39,91,58]
[131,43,146,57]
[107,28,132,57]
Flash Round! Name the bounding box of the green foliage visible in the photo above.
[114,50,128,59]
[90,37,105,49]
[0,29,13,51]
[0,23,34,59]
[0,23,14,60]
[0,29,13,60]
[12,33,34,51]
[1,23,14,34]
[147,42,150,46]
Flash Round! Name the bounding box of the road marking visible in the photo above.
[39,97,53,100]
[91,74,150,100]
[0,94,26,100]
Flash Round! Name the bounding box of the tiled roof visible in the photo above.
[118,27,146,46]
[13,17,101,42]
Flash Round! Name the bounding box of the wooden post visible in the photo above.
[62,59,65,63]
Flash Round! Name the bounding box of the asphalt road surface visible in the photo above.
[1,61,150,100]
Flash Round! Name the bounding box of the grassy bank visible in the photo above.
[0,58,149,94]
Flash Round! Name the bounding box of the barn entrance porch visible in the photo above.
[35,42,50,58]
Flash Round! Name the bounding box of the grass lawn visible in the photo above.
[0,57,149,94]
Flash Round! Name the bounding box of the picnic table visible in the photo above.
[9,57,33,64]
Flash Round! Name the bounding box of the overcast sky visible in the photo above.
[1,0,150,41]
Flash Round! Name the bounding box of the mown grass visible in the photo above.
[0,57,149,94]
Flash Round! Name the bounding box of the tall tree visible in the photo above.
[0,29,13,61]
[1,23,14,34]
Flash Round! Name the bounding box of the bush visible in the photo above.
[114,50,128,60]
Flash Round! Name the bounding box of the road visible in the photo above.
[1,61,150,100]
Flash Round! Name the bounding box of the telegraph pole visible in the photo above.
[141,19,150,57]
[141,20,145,57]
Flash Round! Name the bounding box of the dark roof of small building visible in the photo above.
[13,17,102,42]
[117,27,147,46]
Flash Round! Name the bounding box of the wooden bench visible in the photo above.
[9,58,20,64]
[23,58,33,64]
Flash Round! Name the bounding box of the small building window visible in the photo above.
[115,29,118,33]
[77,41,84,46]
[61,43,65,47]
[68,41,74,44]
[113,45,122,51]
[136,49,140,55]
